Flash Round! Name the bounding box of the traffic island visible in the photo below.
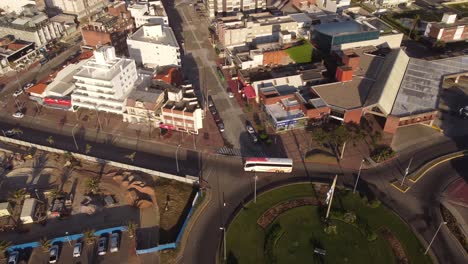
[390,179,411,193]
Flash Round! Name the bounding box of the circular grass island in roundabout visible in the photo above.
[226,183,432,264]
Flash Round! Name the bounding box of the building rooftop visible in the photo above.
[128,24,179,48]
[127,87,164,109]
[391,55,468,116]
[314,20,377,36]
[431,17,468,28]
[265,102,305,122]
[240,63,326,83]
[313,77,374,110]
[46,60,87,97]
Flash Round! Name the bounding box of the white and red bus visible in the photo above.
[244,157,293,173]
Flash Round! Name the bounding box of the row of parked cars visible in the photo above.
[7,233,120,264]
[208,95,225,132]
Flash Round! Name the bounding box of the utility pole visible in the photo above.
[353,159,365,194]
[401,156,414,187]
[254,172,258,204]
[424,221,447,255]
[325,175,337,220]
[340,141,347,159]
[175,144,181,174]
[71,123,79,151]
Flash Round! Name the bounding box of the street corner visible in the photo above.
[390,179,411,193]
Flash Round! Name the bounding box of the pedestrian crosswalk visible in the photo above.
[216,147,267,157]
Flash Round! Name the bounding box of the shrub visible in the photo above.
[367,231,378,242]
[324,225,337,235]
[343,212,357,224]
[370,145,396,163]
[368,200,381,208]
[264,223,284,263]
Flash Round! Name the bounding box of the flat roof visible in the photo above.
[313,77,374,110]
[46,60,87,97]
[314,20,377,36]
[128,25,179,48]
[391,56,468,116]
[74,57,134,81]
[265,103,305,122]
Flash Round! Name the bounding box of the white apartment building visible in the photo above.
[161,85,204,134]
[205,0,267,18]
[217,12,299,47]
[0,1,37,14]
[0,8,67,47]
[72,46,138,114]
[127,24,181,69]
[371,0,413,8]
[128,1,168,28]
[45,0,107,19]
[316,0,351,13]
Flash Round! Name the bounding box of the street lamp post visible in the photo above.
[401,156,414,187]
[95,107,103,131]
[424,221,447,255]
[71,123,79,151]
[65,232,72,246]
[175,144,181,174]
[254,172,258,204]
[353,159,365,194]
[219,227,226,262]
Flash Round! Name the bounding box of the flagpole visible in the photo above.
[325,175,338,220]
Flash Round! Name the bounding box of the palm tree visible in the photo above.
[39,237,51,252]
[125,152,136,163]
[85,144,92,154]
[46,136,54,145]
[8,189,26,201]
[85,177,100,195]
[83,229,96,245]
[11,128,23,135]
[0,240,12,253]
[50,188,63,199]
[409,14,420,39]
[127,221,137,238]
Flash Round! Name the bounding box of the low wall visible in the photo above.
[135,191,201,255]
[0,136,196,184]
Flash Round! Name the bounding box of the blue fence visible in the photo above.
[136,191,201,255]
[7,226,127,252]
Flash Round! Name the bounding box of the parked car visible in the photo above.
[110,233,120,253]
[12,112,24,119]
[212,113,221,123]
[209,106,217,115]
[459,106,468,119]
[208,95,214,107]
[13,89,23,97]
[245,121,255,134]
[39,58,48,65]
[227,91,234,98]
[23,82,35,90]
[49,245,59,263]
[250,133,258,143]
[4,129,19,137]
[8,251,19,264]
[73,242,82,258]
[217,122,225,132]
[97,237,107,256]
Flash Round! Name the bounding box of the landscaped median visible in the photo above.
[225,183,431,264]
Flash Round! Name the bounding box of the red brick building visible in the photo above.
[81,1,134,56]
[424,13,468,43]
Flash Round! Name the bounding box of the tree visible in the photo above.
[343,212,357,224]
[8,189,26,201]
[83,229,96,245]
[85,144,92,154]
[0,240,12,252]
[50,188,63,199]
[408,14,420,39]
[311,127,330,147]
[125,152,136,163]
[434,40,446,50]
[127,221,137,238]
[85,177,101,195]
[39,237,51,252]
[46,136,54,145]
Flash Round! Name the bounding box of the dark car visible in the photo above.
[217,122,225,132]
[208,95,214,107]
[212,113,221,123]
[39,58,48,65]
[459,106,468,119]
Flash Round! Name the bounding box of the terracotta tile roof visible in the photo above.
[153,67,182,86]
[27,83,47,95]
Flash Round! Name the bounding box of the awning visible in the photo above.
[159,123,175,130]
[243,85,256,99]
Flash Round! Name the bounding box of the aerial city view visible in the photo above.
[0,0,467,263]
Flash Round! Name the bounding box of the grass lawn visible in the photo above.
[226,183,431,264]
[304,149,338,165]
[286,42,313,63]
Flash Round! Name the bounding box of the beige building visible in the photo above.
[205,0,266,18]
[0,202,12,217]
[217,12,299,47]
[123,86,165,127]
[45,0,107,19]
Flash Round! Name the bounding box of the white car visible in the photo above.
[8,251,19,264]
[110,233,119,253]
[459,106,468,119]
[73,242,82,258]
[246,125,255,134]
[228,92,234,98]
[49,245,59,263]
[97,237,107,256]
[13,89,23,97]
[23,82,34,90]
[12,112,24,118]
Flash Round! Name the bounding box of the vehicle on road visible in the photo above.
[217,121,225,132]
[245,121,255,134]
[208,95,214,107]
[4,129,19,137]
[250,133,258,143]
[23,82,35,90]
[49,245,59,263]
[73,242,82,257]
[8,251,19,264]
[459,106,468,119]
[40,58,48,65]
[110,233,120,253]
[244,157,293,173]
[12,112,24,118]
[212,113,221,123]
[228,91,234,98]
[13,89,23,97]
[209,105,217,115]
[97,237,107,255]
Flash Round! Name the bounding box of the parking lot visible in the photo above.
[16,231,136,264]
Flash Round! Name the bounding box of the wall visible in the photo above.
[303,106,331,119]
[343,108,363,123]
[334,33,404,51]
[127,39,180,68]
[383,111,437,134]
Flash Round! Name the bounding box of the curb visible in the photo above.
[409,150,468,183]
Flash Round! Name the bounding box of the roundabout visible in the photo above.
[225,183,432,264]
